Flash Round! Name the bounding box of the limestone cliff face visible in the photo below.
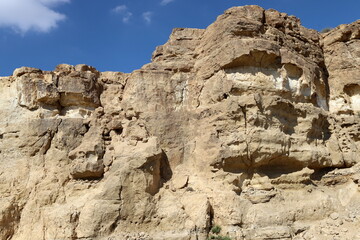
[0,5,360,240]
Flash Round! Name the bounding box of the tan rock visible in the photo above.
[172,174,189,189]
[13,67,42,77]
[271,167,314,185]
[1,5,360,240]
[58,70,102,108]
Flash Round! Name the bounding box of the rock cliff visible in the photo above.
[0,5,360,240]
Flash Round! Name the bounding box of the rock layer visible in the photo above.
[0,5,360,240]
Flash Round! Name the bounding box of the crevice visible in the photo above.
[70,211,80,240]
[208,204,214,233]
[240,104,247,130]
[222,50,282,70]
[160,150,173,184]
[254,93,263,113]
[196,84,205,108]
[43,119,62,155]
[310,167,337,181]
[307,114,331,141]
[102,131,112,143]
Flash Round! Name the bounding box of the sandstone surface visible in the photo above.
[0,5,360,240]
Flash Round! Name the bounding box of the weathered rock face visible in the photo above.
[0,5,360,240]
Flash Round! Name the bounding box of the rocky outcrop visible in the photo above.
[0,5,360,240]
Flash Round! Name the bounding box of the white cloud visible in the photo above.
[122,12,133,23]
[0,0,69,34]
[39,0,70,6]
[160,0,175,6]
[112,5,127,13]
[142,11,153,24]
[112,5,133,23]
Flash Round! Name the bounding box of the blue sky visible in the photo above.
[0,0,359,76]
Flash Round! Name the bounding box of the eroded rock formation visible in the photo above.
[0,5,360,240]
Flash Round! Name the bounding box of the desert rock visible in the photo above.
[0,5,360,240]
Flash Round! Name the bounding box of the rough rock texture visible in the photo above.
[1,5,360,240]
